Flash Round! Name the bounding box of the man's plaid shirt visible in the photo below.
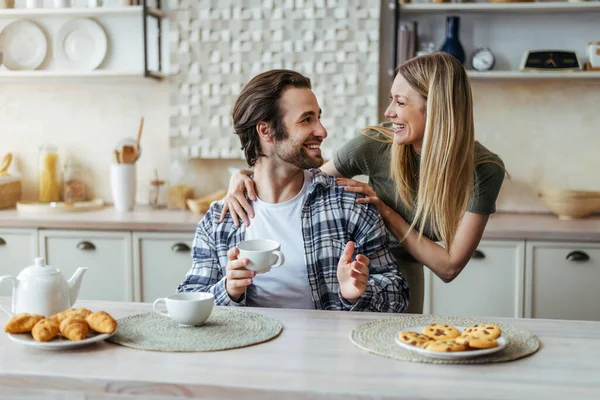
[178,169,409,312]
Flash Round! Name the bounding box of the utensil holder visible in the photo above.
[110,163,136,212]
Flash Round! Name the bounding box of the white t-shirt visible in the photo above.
[245,171,315,309]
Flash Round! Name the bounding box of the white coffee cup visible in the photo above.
[152,292,215,327]
[236,239,285,274]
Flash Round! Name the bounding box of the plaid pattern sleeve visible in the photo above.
[176,202,245,307]
[303,170,409,312]
[342,195,410,313]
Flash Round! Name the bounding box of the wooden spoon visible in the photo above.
[135,117,144,159]
[120,145,136,164]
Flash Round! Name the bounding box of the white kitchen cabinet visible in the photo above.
[423,240,525,318]
[133,232,194,302]
[0,229,38,297]
[39,230,133,302]
[525,241,600,321]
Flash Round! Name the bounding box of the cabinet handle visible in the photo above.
[76,241,96,251]
[566,251,589,262]
[471,250,485,259]
[0,237,5,246]
[171,243,191,253]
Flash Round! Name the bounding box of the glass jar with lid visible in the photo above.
[39,144,60,203]
[63,159,86,203]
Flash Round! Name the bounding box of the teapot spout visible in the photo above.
[67,267,88,307]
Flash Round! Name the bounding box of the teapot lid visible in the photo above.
[18,257,60,278]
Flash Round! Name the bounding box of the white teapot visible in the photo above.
[0,257,87,317]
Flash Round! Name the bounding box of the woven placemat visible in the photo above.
[109,307,283,352]
[350,315,540,364]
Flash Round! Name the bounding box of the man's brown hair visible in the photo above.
[232,69,312,166]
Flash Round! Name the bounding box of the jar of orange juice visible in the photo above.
[39,144,60,202]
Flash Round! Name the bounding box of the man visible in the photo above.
[178,69,409,312]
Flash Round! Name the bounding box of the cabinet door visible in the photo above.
[525,241,600,321]
[423,240,525,318]
[39,230,132,302]
[133,232,194,302]
[0,229,38,297]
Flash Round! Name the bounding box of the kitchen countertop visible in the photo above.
[1,299,599,399]
[1,206,600,241]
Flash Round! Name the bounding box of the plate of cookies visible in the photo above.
[4,308,118,350]
[395,323,507,360]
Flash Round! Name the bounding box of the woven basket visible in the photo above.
[0,176,21,209]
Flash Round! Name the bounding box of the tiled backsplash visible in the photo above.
[168,0,380,160]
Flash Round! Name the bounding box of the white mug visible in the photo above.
[110,163,136,212]
[152,292,215,327]
[236,239,285,274]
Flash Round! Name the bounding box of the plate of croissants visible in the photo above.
[3,308,117,350]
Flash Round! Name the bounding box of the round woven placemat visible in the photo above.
[350,315,540,364]
[109,307,283,352]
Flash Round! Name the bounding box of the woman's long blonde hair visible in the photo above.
[366,52,476,253]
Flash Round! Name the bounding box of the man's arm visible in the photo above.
[342,196,409,313]
[177,207,245,307]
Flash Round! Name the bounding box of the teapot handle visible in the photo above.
[0,275,16,317]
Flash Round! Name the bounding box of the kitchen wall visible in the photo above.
[0,82,172,204]
[471,80,600,212]
[2,80,600,213]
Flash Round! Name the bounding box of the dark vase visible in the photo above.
[439,16,465,65]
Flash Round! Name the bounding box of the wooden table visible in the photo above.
[1,299,599,400]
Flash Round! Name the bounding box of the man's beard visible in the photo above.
[274,138,323,169]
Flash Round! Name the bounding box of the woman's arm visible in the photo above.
[381,209,488,283]
[220,161,341,226]
[337,178,489,283]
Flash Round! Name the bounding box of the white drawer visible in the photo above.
[424,240,525,318]
[0,229,38,297]
[39,230,132,302]
[526,241,600,321]
[133,232,193,302]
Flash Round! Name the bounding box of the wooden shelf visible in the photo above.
[467,70,600,80]
[400,2,600,13]
[0,6,142,17]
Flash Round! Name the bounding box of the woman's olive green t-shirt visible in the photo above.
[333,128,505,264]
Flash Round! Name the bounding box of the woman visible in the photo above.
[220,52,505,313]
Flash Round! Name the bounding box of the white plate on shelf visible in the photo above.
[394,325,508,360]
[7,331,115,351]
[55,18,107,71]
[0,20,48,70]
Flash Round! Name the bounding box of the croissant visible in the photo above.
[4,313,45,333]
[32,318,60,342]
[49,307,93,324]
[85,311,117,334]
[59,317,89,341]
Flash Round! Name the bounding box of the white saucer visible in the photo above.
[55,18,107,71]
[0,20,48,70]
[394,325,508,360]
[7,331,114,350]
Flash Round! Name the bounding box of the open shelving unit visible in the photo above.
[0,1,166,81]
[393,1,600,81]
[400,2,600,13]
